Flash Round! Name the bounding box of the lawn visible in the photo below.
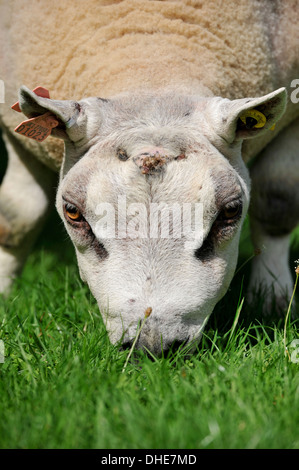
[0,206,298,450]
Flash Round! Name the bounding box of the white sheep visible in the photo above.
[0,0,298,355]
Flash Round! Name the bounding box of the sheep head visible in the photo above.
[16,86,286,355]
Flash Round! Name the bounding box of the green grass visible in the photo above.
[0,212,298,449]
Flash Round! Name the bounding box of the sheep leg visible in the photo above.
[248,118,299,312]
[0,131,56,294]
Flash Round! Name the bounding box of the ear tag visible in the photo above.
[14,111,59,142]
[12,86,58,141]
[11,86,51,112]
[240,109,267,129]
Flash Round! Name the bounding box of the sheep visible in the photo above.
[0,0,298,355]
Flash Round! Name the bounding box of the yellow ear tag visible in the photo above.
[240,109,267,129]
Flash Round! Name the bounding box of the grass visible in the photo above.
[0,211,298,449]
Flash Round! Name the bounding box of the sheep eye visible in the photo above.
[223,205,240,219]
[64,203,83,222]
[218,201,242,222]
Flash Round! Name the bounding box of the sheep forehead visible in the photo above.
[93,91,206,139]
[105,91,200,118]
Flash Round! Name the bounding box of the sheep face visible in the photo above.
[56,92,252,356]
[17,86,286,355]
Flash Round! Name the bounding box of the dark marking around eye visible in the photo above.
[93,238,109,260]
[63,199,108,260]
[71,221,108,260]
[194,200,242,262]
[194,236,214,262]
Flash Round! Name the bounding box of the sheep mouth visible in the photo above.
[121,336,190,358]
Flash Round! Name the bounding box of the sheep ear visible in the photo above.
[16,85,87,142]
[214,87,287,143]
